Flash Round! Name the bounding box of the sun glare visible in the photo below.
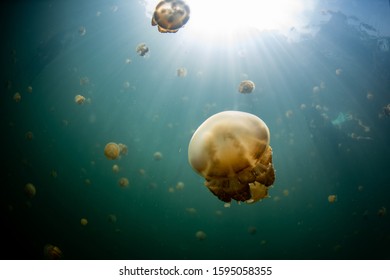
[144,0,313,37]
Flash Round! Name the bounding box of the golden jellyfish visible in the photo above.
[84,178,91,185]
[104,142,121,160]
[151,0,190,33]
[25,131,34,140]
[248,226,257,235]
[328,194,337,203]
[74,94,86,104]
[13,92,21,102]
[108,214,117,223]
[176,181,185,190]
[118,143,128,155]
[195,230,207,240]
[118,177,129,188]
[24,183,36,198]
[177,67,188,77]
[43,244,63,259]
[188,111,275,204]
[238,80,255,94]
[377,206,387,217]
[80,218,88,226]
[112,164,120,173]
[153,151,163,160]
[136,43,149,57]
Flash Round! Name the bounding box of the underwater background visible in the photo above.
[1,0,390,260]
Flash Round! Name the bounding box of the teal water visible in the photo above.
[1,0,390,260]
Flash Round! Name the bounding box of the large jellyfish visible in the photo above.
[188,111,275,204]
[151,0,190,33]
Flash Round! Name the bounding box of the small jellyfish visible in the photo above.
[248,226,257,235]
[151,0,190,33]
[312,86,320,94]
[153,151,163,160]
[84,178,91,185]
[215,210,223,216]
[282,189,289,196]
[13,92,21,102]
[26,86,33,93]
[177,67,188,77]
[104,142,121,160]
[123,81,130,89]
[136,43,149,57]
[118,143,128,155]
[238,80,255,94]
[80,218,88,226]
[108,214,117,223]
[285,110,293,118]
[74,94,86,104]
[176,181,185,190]
[185,207,197,214]
[188,111,275,204]
[366,92,374,100]
[118,177,129,188]
[79,26,86,36]
[50,169,58,178]
[125,58,132,64]
[112,164,120,173]
[24,183,36,198]
[25,131,34,140]
[328,194,337,203]
[335,68,342,75]
[377,206,387,217]
[383,104,390,117]
[195,230,207,240]
[43,244,63,259]
[79,77,89,85]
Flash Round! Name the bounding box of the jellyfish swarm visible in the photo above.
[188,111,275,204]
[151,0,190,33]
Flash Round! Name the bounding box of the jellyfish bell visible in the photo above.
[24,183,36,198]
[104,142,120,160]
[195,230,207,240]
[151,0,190,33]
[43,244,63,259]
[188,111,275,204]
[136,43,149,57]
[74,94,86,104]
[80,218,88,226]
[238,80,255,94]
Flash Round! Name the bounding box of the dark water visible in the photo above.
[1,0,390,260]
